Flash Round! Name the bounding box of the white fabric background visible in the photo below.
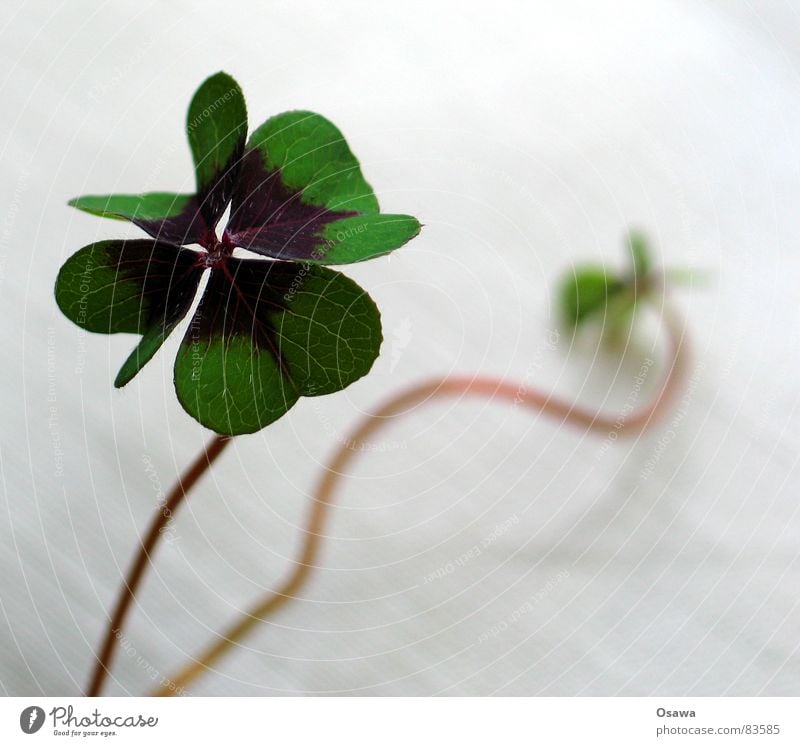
[1,0,799,696]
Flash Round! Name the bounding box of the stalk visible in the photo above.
[86,435,231,697]
[153,306,687,695]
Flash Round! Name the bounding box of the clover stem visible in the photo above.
[86,434,232,697]
[152,305,688,695]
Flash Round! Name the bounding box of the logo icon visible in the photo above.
[19,706,45,734]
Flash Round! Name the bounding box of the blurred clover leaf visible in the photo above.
[558,230,659,342]
[56,72,421,435]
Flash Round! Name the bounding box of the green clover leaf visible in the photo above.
[57,72,421,435]
[558,230,659,341]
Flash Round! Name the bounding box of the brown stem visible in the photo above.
[153,307,687,695]
[86,434,232,697]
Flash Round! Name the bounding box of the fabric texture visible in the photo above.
[0,0,798,695]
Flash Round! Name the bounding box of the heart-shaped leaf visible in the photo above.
[59,73,421,436]
[187,71,248,226]
[246,110,380,214]
[68,193,208,247]
[55,240,203,386]
[226,112,420,264]
[173,259,381,435]
[559,266,625,329]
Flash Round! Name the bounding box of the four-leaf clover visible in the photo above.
[559,230,658,342]
[56,72,421,435]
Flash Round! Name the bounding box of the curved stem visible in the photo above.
[86,434,231,697]
[153,307,688,695]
